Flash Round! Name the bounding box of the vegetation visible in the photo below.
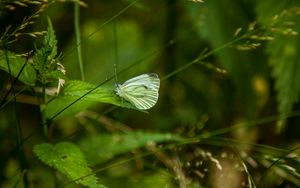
[1,0,300,187]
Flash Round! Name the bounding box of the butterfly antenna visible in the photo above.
[112,0,119,84]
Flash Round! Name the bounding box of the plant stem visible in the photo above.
[74,2,85,81]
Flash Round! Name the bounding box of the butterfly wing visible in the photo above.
[122,73,160,90]
[117,73,160,110]
[120,84,159,110]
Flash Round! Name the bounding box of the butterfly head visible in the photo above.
[114,83,122,95]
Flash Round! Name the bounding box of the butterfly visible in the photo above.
[115,73,160,110]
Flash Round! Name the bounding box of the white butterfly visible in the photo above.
[115,73,160,110]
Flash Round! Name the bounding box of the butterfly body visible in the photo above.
[115,73,160,110]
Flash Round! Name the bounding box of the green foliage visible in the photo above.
[269,24,300,128]
[79,131,182,165]
[2,0,300,188]
[33,17,63,85]
[44,17,57,61]
[45,80,136,119]
[0,50,36,85]
[256,1,300,128]
[0,18,61,88]
[34,142,107,188]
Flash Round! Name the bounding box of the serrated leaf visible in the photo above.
[44,17,57,61]
[32,18,58,82]
[34,142,107,188]
[268,32,300,128]
[45,80,135,119]
[0,50,36,85]
[79,132,182,165]
[256,1,300,128]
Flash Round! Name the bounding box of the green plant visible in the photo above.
[1,0,300,188]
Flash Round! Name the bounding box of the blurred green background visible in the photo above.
[1,0,300,187]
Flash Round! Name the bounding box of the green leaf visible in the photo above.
[79,131,182,165]
[44,17,57,61]
[256,1,300,129]
[33,17,58,84]
[269,35,300,129]
[34,142,107,188]
[45,95,96,120]
[62,80,134,108]
[0,50,36,85]
[45,80,135,119]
